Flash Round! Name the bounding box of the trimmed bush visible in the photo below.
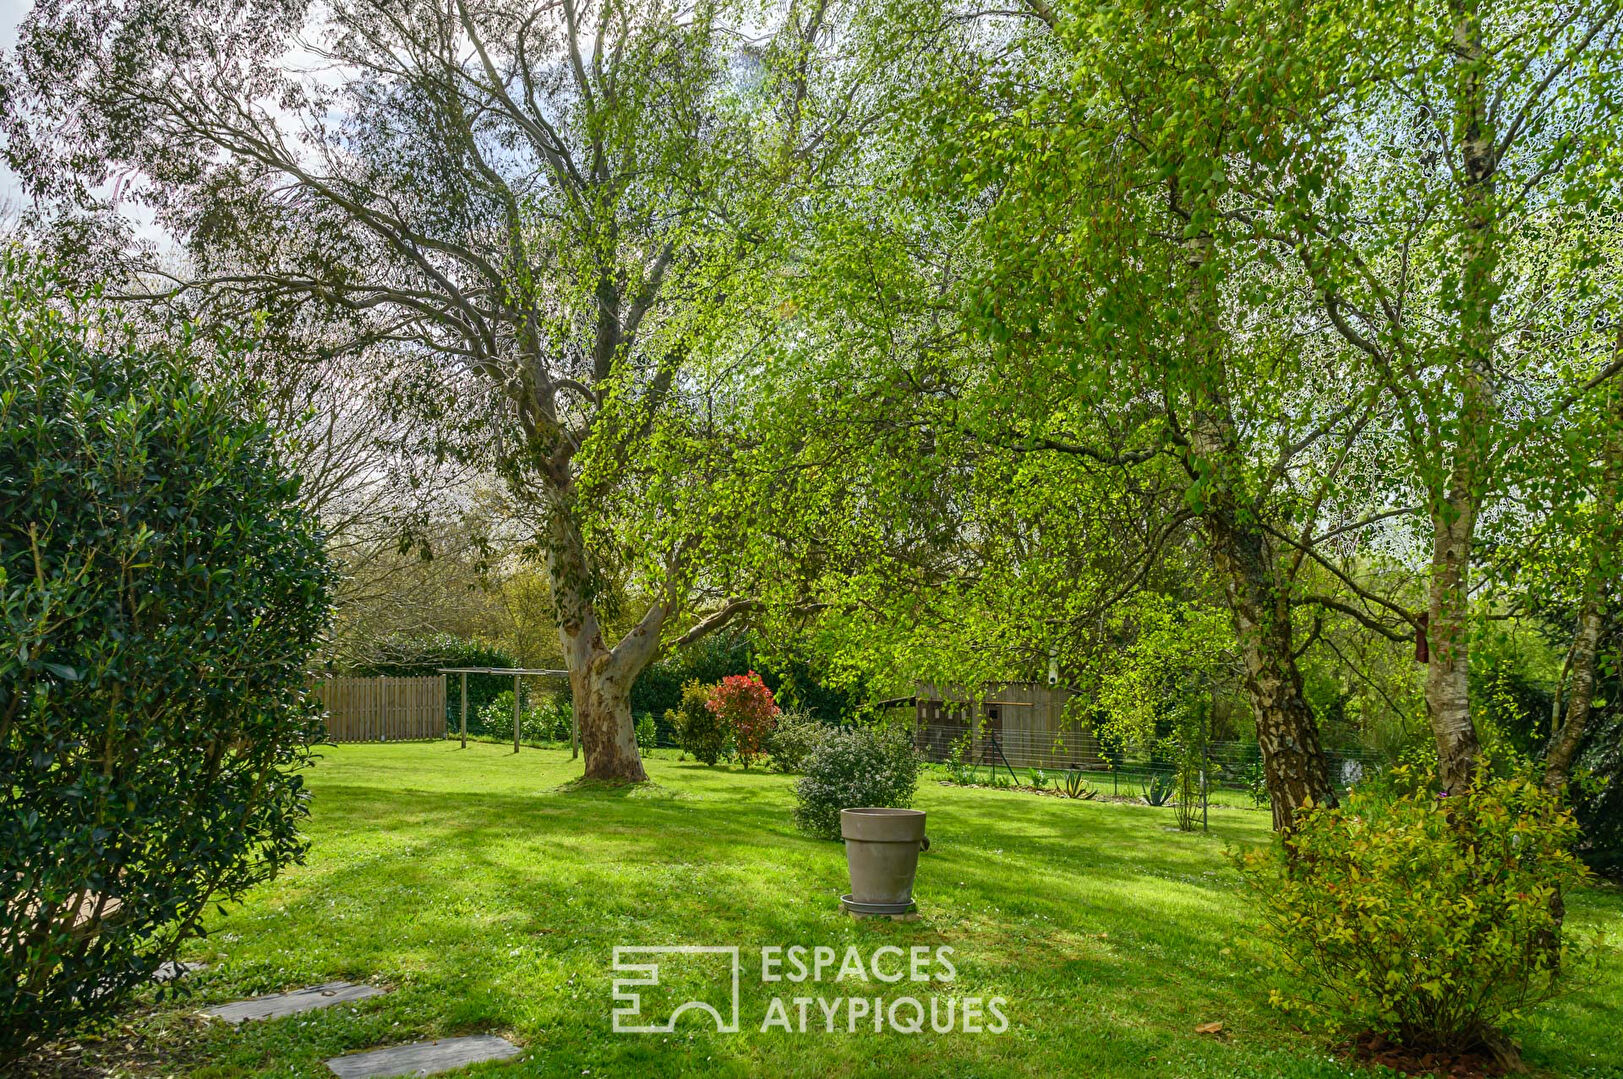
[1235,773,1592,1056]
[669,679,725,764]
[793,726,921,840]
[766,711,833,773]
[0,254,332,1063]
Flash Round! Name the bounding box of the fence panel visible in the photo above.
[313,676,447,743]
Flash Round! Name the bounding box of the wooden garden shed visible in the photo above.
[907,681,1102,771]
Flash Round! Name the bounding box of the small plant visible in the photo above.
[944,734,975,785]
[667,680,726,765]
[1235,773,1593,1060]
[1142,771,1175,807]
[794,726,921,840]
[992,769,1015,789]
[634,712,658,750]
[1029,768,1050,790]
[707,671,779,768]
[1063,770,1097,799]
[1243,760,1270,807]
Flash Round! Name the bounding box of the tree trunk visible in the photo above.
[1179,231,1337,830]
[1544,594,1604,794]
[1426,488,1482,794]
[1205,506,1340,830]
[1423,0,1495,795]
[544,497,658,783]
[563,632,650,783]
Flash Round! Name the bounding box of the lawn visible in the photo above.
[56,743,1623,1078]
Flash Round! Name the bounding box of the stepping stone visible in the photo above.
[203,980,386,1024]
[154,960,207,982]
[325,1035,522,1078]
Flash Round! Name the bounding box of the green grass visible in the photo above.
[80,744,1623,1077]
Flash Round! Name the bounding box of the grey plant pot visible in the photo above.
[840,808,929,914]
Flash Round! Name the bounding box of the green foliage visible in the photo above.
[1173,760,1205,833]
[1236,775,1594,1052]
[1244,760,1271,807]
[793,726,921,840]
[1029,768,1050,790]
[635,712,658,751]
[765,711,832,773]
[669,680,726,765]
[479,690,517,737]
[1142,771,1176,807]
[479,690,573,744]
[1063,770,1097,800]
[944,734,975,785]
[631,633,864,728]
[0,253,331,1062]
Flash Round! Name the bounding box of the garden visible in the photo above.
[5,0,1623,1076]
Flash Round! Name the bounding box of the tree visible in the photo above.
[794,0,1403,827]
[1274,0,1623,792]
[5,0,833,781]
[0,251,331,1062]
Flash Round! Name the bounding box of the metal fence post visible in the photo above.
[460,671,468,749]
[513,673,520,754]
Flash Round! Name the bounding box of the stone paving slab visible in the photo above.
[324,1035,522,1078]
[203,981,386,1024]
[154,961,207,982]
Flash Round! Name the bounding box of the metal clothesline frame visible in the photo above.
[436,667,572,756]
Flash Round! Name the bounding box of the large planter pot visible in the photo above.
[840,808,929,915]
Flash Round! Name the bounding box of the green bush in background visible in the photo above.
[347,633,518,734]
[766,712,834,773]
[669,680,726,765]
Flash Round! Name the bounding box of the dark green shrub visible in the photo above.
[0,254,332,1063]
[1235,774,1592,1056]
[668,679,725,764]
[766,711,832,773]
[793,726,921,840]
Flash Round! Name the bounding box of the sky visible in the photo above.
[1,0,30,209]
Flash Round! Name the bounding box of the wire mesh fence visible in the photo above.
[910,717,1385,800]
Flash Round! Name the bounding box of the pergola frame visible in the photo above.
[437,667,572,755]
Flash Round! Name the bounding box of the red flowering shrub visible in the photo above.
[707,671,780,768]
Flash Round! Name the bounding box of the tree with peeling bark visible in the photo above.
[4,0,845,781]
[1274,0,1623,793]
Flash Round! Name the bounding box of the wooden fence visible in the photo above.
[313,676,446,743]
